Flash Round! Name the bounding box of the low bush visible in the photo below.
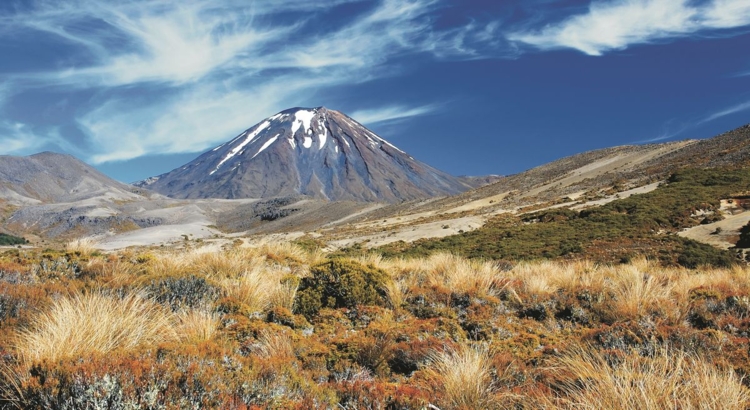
[294,259,393,319]
[143,273,221,311]
[0,234,26,246]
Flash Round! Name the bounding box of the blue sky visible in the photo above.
[1,0,749,183]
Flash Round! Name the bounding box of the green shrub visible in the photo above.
[293,259,392,319]
[0,233,27,246]
[676,239,737,269]
[736,222,750,248]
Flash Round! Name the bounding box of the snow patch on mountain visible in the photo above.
[211,120,271,175]
[253,134,280,159]
[292,110,316,136]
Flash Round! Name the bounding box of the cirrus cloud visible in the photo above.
[508,0,750,56]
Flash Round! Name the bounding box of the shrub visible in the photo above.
[144,274,221,311]
[0,234,27,246]
[736,221,750,248]
[294,259,393,318]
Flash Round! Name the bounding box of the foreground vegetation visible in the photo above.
[1,243,749,409]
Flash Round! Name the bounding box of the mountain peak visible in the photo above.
[137,107,470,202]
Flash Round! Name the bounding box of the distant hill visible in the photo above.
[0,152,141,205]
[367,124,750,267]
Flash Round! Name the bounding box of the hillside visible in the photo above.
[0,152,142,205]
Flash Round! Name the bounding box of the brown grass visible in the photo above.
[255,329,296,360]
[65,237,96,256]
[425,344,498,409]
[15,291,178,363]
[177,308,220,342]
[546,347,750,410]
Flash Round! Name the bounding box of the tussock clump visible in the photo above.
[424,344,499,409]
[15,292,178,363]
[188,248,248,278]
[222,264,296,313]
[254,329,296,360]
[224,267,276,313]
[80,257,141,285]
[146,252,190,277]
[423,252,503,296]
[177,308,220,342]
[65,238,96,256]
[607,263,674,321]
[251,240,324,265]
[383,253,504,298]
[547,347,750,410]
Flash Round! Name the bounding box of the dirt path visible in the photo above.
[328,216,484,249]
[678,210,750,249]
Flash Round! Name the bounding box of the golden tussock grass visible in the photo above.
[250,240,325,266]
[222,264,296,312]
[83,257,143,286]
[606,263,674,321]
[187,248,249,278]
[145,252,191,277]
[65,237,96,256]
[425,344,498,410]
[15,292,179,364]
[177,308,220,343]
[382,252,505,298]
[255,329,296,360]
[499,257,750,323]
[545,346,750,410]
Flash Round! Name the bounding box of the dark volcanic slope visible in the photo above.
[0,152,138,204]
[138,107,471,202]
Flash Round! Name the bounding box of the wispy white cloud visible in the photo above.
[700,100,750,124]
[350,104,441,125]
[0,122,57,154]
[635,99,750,144]
[6,1,292,86]
[81,75,329,163]
[0,0,489,163]
[508,0,750,56]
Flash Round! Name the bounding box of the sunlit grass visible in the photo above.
[15,291,178,364]
[546,347,750,410]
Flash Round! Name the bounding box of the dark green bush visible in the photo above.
[293,259,392,319]
[736,222,750,248]
[0,233,27,246]
[676,239,737,269]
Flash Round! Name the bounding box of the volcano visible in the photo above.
[136,107,472,202]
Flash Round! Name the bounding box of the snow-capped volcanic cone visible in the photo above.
[136,107,471,202]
